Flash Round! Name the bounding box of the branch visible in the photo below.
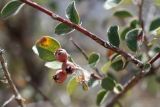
[105,52,160,107]
[0,49,25,107]
[148,52,160,64]
[20,0,143,68]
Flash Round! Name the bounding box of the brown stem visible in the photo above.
[148,52,160,64]
[70,38,89,60]
[0,49,25,107]
[138,0,144,30]
[20,0,143,68]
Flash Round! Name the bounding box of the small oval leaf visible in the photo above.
[66,1,80,24]
[111,55,126,71]
[1,0,24,19]
[113,83,123,94]
[101,76,116,91]
[107,25,120,47]
[33,36,61,61]
[88,52,100,67]
[101,61,111,73]
[125,28,141,52]
[67,77,78,95]
[104,0,122,10]
[45,61,62,70]
[149,17,160,31]
[120,27,132,40]
[96,89,108,106]
[55,23,74,35]
[113,10,132,18]
[152,27,160,36]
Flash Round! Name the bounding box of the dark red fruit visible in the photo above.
[62,61,76,74]
[53,70,67,84]
[55,48,68,62]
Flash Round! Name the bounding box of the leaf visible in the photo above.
[101,61,111,73]
[107,25,120,47]
[55,23,74,35]
[0,0,24,19]
[113,84,123,94]
[66,1,80,24]
[152,27,160,36]
[101,76,116,91]
[45,61,62,70]
[88,52,100,67]
[67,77,78,95]
[149,18,160,31]
[130,19,140,28]
[96,89,109,106]
[104,0,122,10]
[120,27,132,40]
[125,28,141,52]
[33,36,61,61]
[111,55,126,71]
[113,10,132,18]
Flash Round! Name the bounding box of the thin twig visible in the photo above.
[70,38,89,60]
[0,49,25,107]
[2,95,15,107]
[20,0,143,68]
[70,38,104,78]
[138,0,144,30]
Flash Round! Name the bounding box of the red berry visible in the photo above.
[53,70,67,84]
[62,61,76,74]
[55,48,68,62]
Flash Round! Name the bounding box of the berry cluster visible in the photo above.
[53,48,77,84]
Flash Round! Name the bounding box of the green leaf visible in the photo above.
[152,27,160,36]
[111,55,127,71]
[88,52,100,67]
[96,89,109,106]
[55,23,74,35]
[125,28,141,52]
[113,84,123,94]
[33,36,61,61]
[0,0,24,19]
[104,0,122,10]
[66,1,80,24]
[107,25,120,47]
[101,76,116,91]
[45,61,62,69]
[120,27,132,40]
[67,77,78,95]
[35,46,56,61]
[113,10,132,18]
[130,19,140,28]
[101,61,111,73]
[149,18,160,31]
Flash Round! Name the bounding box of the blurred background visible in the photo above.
[0,0,160,107]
